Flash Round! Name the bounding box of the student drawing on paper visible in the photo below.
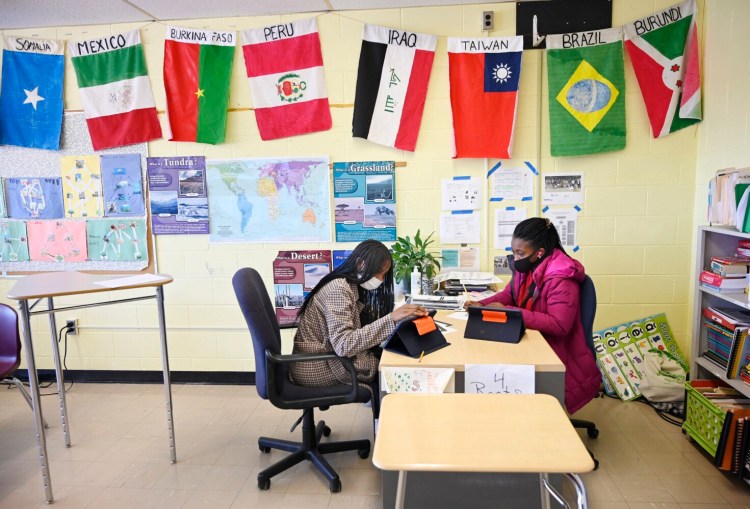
[40,221,82,262]
[106,168,138,214]
[100,223,142,260]
[19,178,46,218]
[64,160,102,217]
[0,224,27,262]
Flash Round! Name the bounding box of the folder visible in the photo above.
[382,309,450,358]
[464,306,525,344]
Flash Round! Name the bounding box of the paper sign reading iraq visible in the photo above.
[381,367,455,393]
[465,364,535,394]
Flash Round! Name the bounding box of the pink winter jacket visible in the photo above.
[479,248,600,414]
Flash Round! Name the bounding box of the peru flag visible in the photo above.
[624,0,701,138]
[448,36,523,159]
[352,25,437,151]
[163,26,235,144]
[241,18,331,141]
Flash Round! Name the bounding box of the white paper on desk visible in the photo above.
[494,208,526,250]
[440,213,480,244]
[381,367,455,393]
[489,166,534,201]
[543,207,578,249]
[465,364,535,395]
[442,177,481,211]
[446,311,468,321]
[543,173,584,205]
[93,274,168,288]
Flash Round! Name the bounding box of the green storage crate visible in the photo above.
[682,380,730,457]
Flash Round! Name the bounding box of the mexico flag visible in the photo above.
[164,26,235,144]
[448,36,523,159]
[624,0,701,138]
[352,25,437,151]
[241,18,331,141]
[69,30,162,150]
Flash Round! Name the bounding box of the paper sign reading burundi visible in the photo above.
[465,364,535,394]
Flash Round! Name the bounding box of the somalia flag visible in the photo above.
[624,0,701,138]
[0,36,64,150]
[547,27,625,156]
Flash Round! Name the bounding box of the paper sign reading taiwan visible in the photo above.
[333,161,396,242]
[147,156,208,234]
[61,155,104,218]
[381,367,455,393]
[273,250,332,327]
[465,364,535,394]
[5,177,64,219]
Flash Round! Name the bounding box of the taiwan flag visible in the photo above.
[163,26,235,144]
[241,18,331,141]
[0,36,64,150]
[448,36,523,159]
[624,0,701,138]
[352,25,437,151]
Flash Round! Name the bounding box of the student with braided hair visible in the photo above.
[465,217,600,413]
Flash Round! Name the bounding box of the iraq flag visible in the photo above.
[0,36,64,150]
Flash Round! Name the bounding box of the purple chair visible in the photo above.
[0,303,48,428]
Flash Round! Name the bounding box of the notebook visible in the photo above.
[382,309,450,358]
[464,306,525,344]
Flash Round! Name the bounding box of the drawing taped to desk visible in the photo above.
[465,364,535,394]
[381,367,454,394]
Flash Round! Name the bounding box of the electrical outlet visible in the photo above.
[482,11,494,32]
[65,319,78,335]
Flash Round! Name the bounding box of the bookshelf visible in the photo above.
[693,225,750,398]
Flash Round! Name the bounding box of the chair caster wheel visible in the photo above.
[588,428,599,439]
[259,445,271,453]
[322,425,331,437]
[358,447,371,459]
[593,458,600,470]
[258,476,271,490]
[329,477,341,493]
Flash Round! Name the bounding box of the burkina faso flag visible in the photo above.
[624,0,701,138]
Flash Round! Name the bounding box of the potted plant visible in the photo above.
[391,230,441,294]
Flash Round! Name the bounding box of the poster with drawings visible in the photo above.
[593,313,687,401]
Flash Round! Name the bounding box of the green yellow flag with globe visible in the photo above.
[546,27,626,157]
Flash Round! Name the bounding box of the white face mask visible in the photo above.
[360,277,383,291]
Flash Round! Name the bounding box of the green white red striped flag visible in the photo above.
[69,30,162,150]
[624,0,701,138]
[164,26,235,144]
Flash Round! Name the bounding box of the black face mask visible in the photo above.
[513,253,540,274]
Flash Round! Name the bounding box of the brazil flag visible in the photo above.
[546,27,625,157]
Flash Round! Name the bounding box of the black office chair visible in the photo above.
[570,274,600,469]
[232,267,372,493]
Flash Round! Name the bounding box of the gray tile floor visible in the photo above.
[0,382,748,508]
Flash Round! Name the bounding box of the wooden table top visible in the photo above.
[379,310,564,373]
[372,393,595,474]
[7,272,173,300]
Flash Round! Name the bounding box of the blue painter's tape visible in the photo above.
[489,197,504,202]
[524,161,539,175]
[453,176,471,180]
[505,247,512,251]
[572,246,580,253]
[521,196,532,201]
[542,206,550,213]
[487,161,502,178]
[505,206,515,211]
[451,210,472,215]
[574,205,582,212]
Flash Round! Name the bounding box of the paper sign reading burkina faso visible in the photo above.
[241,18,332,141]
[0,36,64,150]
[352,25,437,151]
[164,26,235,144]
[69,30,162,150]
[624,0,701,138]
[546,28,626,157]
[448,36,523,159]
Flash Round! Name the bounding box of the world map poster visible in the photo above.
[206,157,331,243]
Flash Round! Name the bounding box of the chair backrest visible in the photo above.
[232,267,283,401]
[579,275,597,354]
[0,303,22,378]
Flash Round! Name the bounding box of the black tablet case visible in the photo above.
[383,309,450,358]
[464,306,525,344]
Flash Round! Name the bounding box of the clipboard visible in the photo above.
[382,309,450,358]
[464,306,525,344]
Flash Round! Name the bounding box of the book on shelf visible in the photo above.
[728,330,750,379]
[711,256,750,276]
[700,270,748,292]
[738,239,750,250]
[704,306,750,330]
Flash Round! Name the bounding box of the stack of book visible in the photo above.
[702,307,750,375]
[706,386,750,476]
[700,255,750,293]
[737,239,750,258]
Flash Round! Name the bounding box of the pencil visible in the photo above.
[462,283,470,300]
[418,350,425,363]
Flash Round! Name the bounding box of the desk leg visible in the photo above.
[564,473,588,509]
[156,286,176,463]
[19,300,54,503]
[539,473,551,509]
[395,471,407,509]
[47,298,71,447]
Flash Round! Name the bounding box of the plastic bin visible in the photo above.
[682,380,730,457]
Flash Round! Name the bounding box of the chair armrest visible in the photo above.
[265,350,360,408]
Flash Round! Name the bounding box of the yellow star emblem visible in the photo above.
[195,89,205,99]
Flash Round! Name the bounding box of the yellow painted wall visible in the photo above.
[0,0,704,371]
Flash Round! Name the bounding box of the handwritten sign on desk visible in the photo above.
[465,364,535,394]
[381,367,455,393]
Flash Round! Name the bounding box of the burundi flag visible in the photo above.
[164,26,235,144]
[241,18,331,141]
[352,25,437,152]
[69,30,162,150]
[624,0,701,138]
[546,27,626,157]
[448,36,523,159]
[0,36,64,150]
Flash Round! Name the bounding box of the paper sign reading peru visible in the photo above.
[333,161,396,242]
[273,250,332,328]
[147,156,208,234]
